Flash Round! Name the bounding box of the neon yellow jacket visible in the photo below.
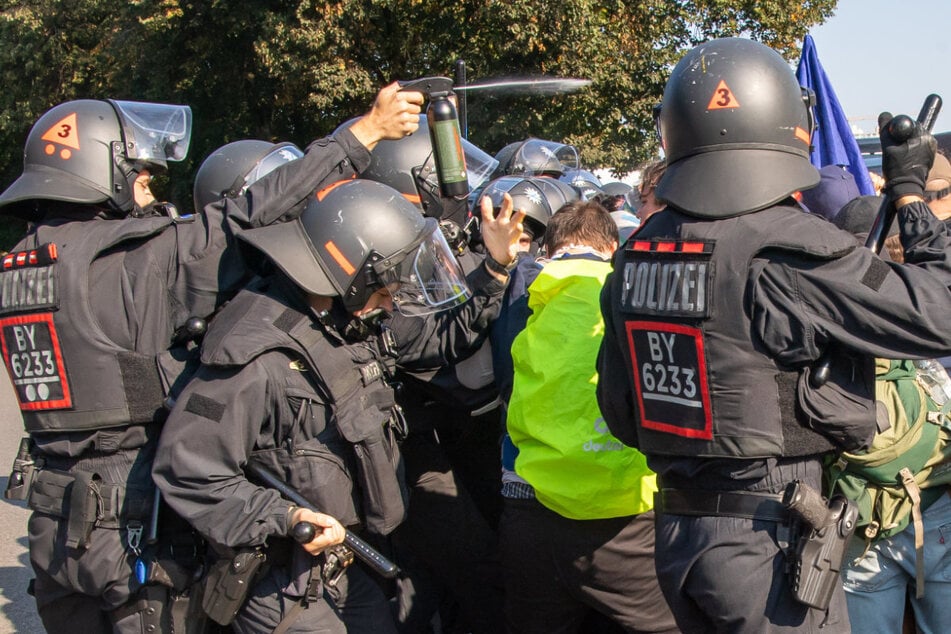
[508,256,657,519]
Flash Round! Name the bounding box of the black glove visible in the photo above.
[879,111,936,198]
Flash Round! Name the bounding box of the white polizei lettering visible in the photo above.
[696,263,706,311]
[661,332,676,362]
[647,332,664,361]
[645,262,659,310]
[621,263,635,306]
[632,263,650,308]
[665,263,682,311]
[681,263,696,311]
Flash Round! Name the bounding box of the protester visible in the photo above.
[498,200,677,634]
[596,37,951,633]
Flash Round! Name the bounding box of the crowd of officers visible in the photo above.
[0,36,949,634]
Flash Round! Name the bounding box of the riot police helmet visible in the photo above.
[239,179,472,315]
[654,37,819,217]
[477,176,557,241]
[494,139,580,179]
[561,168,605,200]
[0,99,192,217]
[357,115,498,222]
[193,139,303,213]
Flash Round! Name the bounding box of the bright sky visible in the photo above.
[809,0,951,135]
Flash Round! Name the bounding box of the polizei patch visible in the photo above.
[619,239,713,318]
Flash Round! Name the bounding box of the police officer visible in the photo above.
[151,178,523,633]
[360,117,509,632]
[596,37,951,633]
[0,85,423,633]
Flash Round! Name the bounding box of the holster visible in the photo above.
[786,495,858,610]
[200,549,267,626]
[4,436,36,501]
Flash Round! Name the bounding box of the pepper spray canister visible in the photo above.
[399,76,469,198]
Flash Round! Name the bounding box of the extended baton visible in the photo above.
[811,93,942,388]
[245,461,399,579]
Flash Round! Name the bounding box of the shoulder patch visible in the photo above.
[184,393,225,422]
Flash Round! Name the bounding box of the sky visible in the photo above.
[809,0,951,135]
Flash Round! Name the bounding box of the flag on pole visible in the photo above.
[796,34,875,196]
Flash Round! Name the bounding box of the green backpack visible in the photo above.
[826,358,951,597]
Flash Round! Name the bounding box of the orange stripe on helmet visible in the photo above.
[324,240,356,276]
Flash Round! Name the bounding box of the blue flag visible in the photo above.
[796,34,875,196]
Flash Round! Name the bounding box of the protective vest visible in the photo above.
[199,281,407,536]
[0,216,174,433]
[611,205,870,459]
[508,257,656,519]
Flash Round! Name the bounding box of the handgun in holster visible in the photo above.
[5,436,37,501]
[782,480,858,610]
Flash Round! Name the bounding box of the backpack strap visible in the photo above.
[898,467,925,598]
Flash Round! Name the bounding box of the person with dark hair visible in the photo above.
[597,37,951,633]
[497,200,676,634]
[635,159,667,227]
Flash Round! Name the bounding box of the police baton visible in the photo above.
[244,461,399,579]
[811,94,942,387]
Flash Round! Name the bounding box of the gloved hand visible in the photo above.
[879,112,936,198]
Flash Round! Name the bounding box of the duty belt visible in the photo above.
[655,488,789,522]
[27,468,153,549]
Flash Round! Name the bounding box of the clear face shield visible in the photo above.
[234,144,304,196]
[373,221,471,316]
[509,140,579,176]
[416,138,499,195]
[111,100,192,165]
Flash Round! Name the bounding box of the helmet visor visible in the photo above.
[462,140,499,191]
[510,140,579,176]
[377,224,471,316]
[112,101,192,163]
[239,144,304,194]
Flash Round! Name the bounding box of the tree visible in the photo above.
[0,0,836,247]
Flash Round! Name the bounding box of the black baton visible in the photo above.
[811,93,943,388]
[245,461,399,579]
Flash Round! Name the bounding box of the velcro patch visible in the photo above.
[184,393,225,422]
[619,239,714,318]
[861,258,889,291]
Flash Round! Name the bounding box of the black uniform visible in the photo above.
[386,247,506,634]
[152,261,507,633]
[597,201,951,633]
[2,129,372,633]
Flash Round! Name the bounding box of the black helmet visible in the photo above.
[533,177,580,216]
[560,168,605,201]
[494,139,580,179]
[0,99,191,217]
[193,140,303,213]
[477,176,560,240]
[655,38,818,217]
[358,115,498,222]
[239,179,471,315]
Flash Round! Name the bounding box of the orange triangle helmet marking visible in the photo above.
[40,113,81,151]
[707,80,741,110]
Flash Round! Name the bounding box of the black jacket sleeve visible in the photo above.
[751,201,951,363]
[152,356,293,550]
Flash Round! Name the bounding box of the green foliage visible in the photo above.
[0,0,836,218]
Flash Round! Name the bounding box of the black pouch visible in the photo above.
[334,392,407,536]
[200,549,267,626]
